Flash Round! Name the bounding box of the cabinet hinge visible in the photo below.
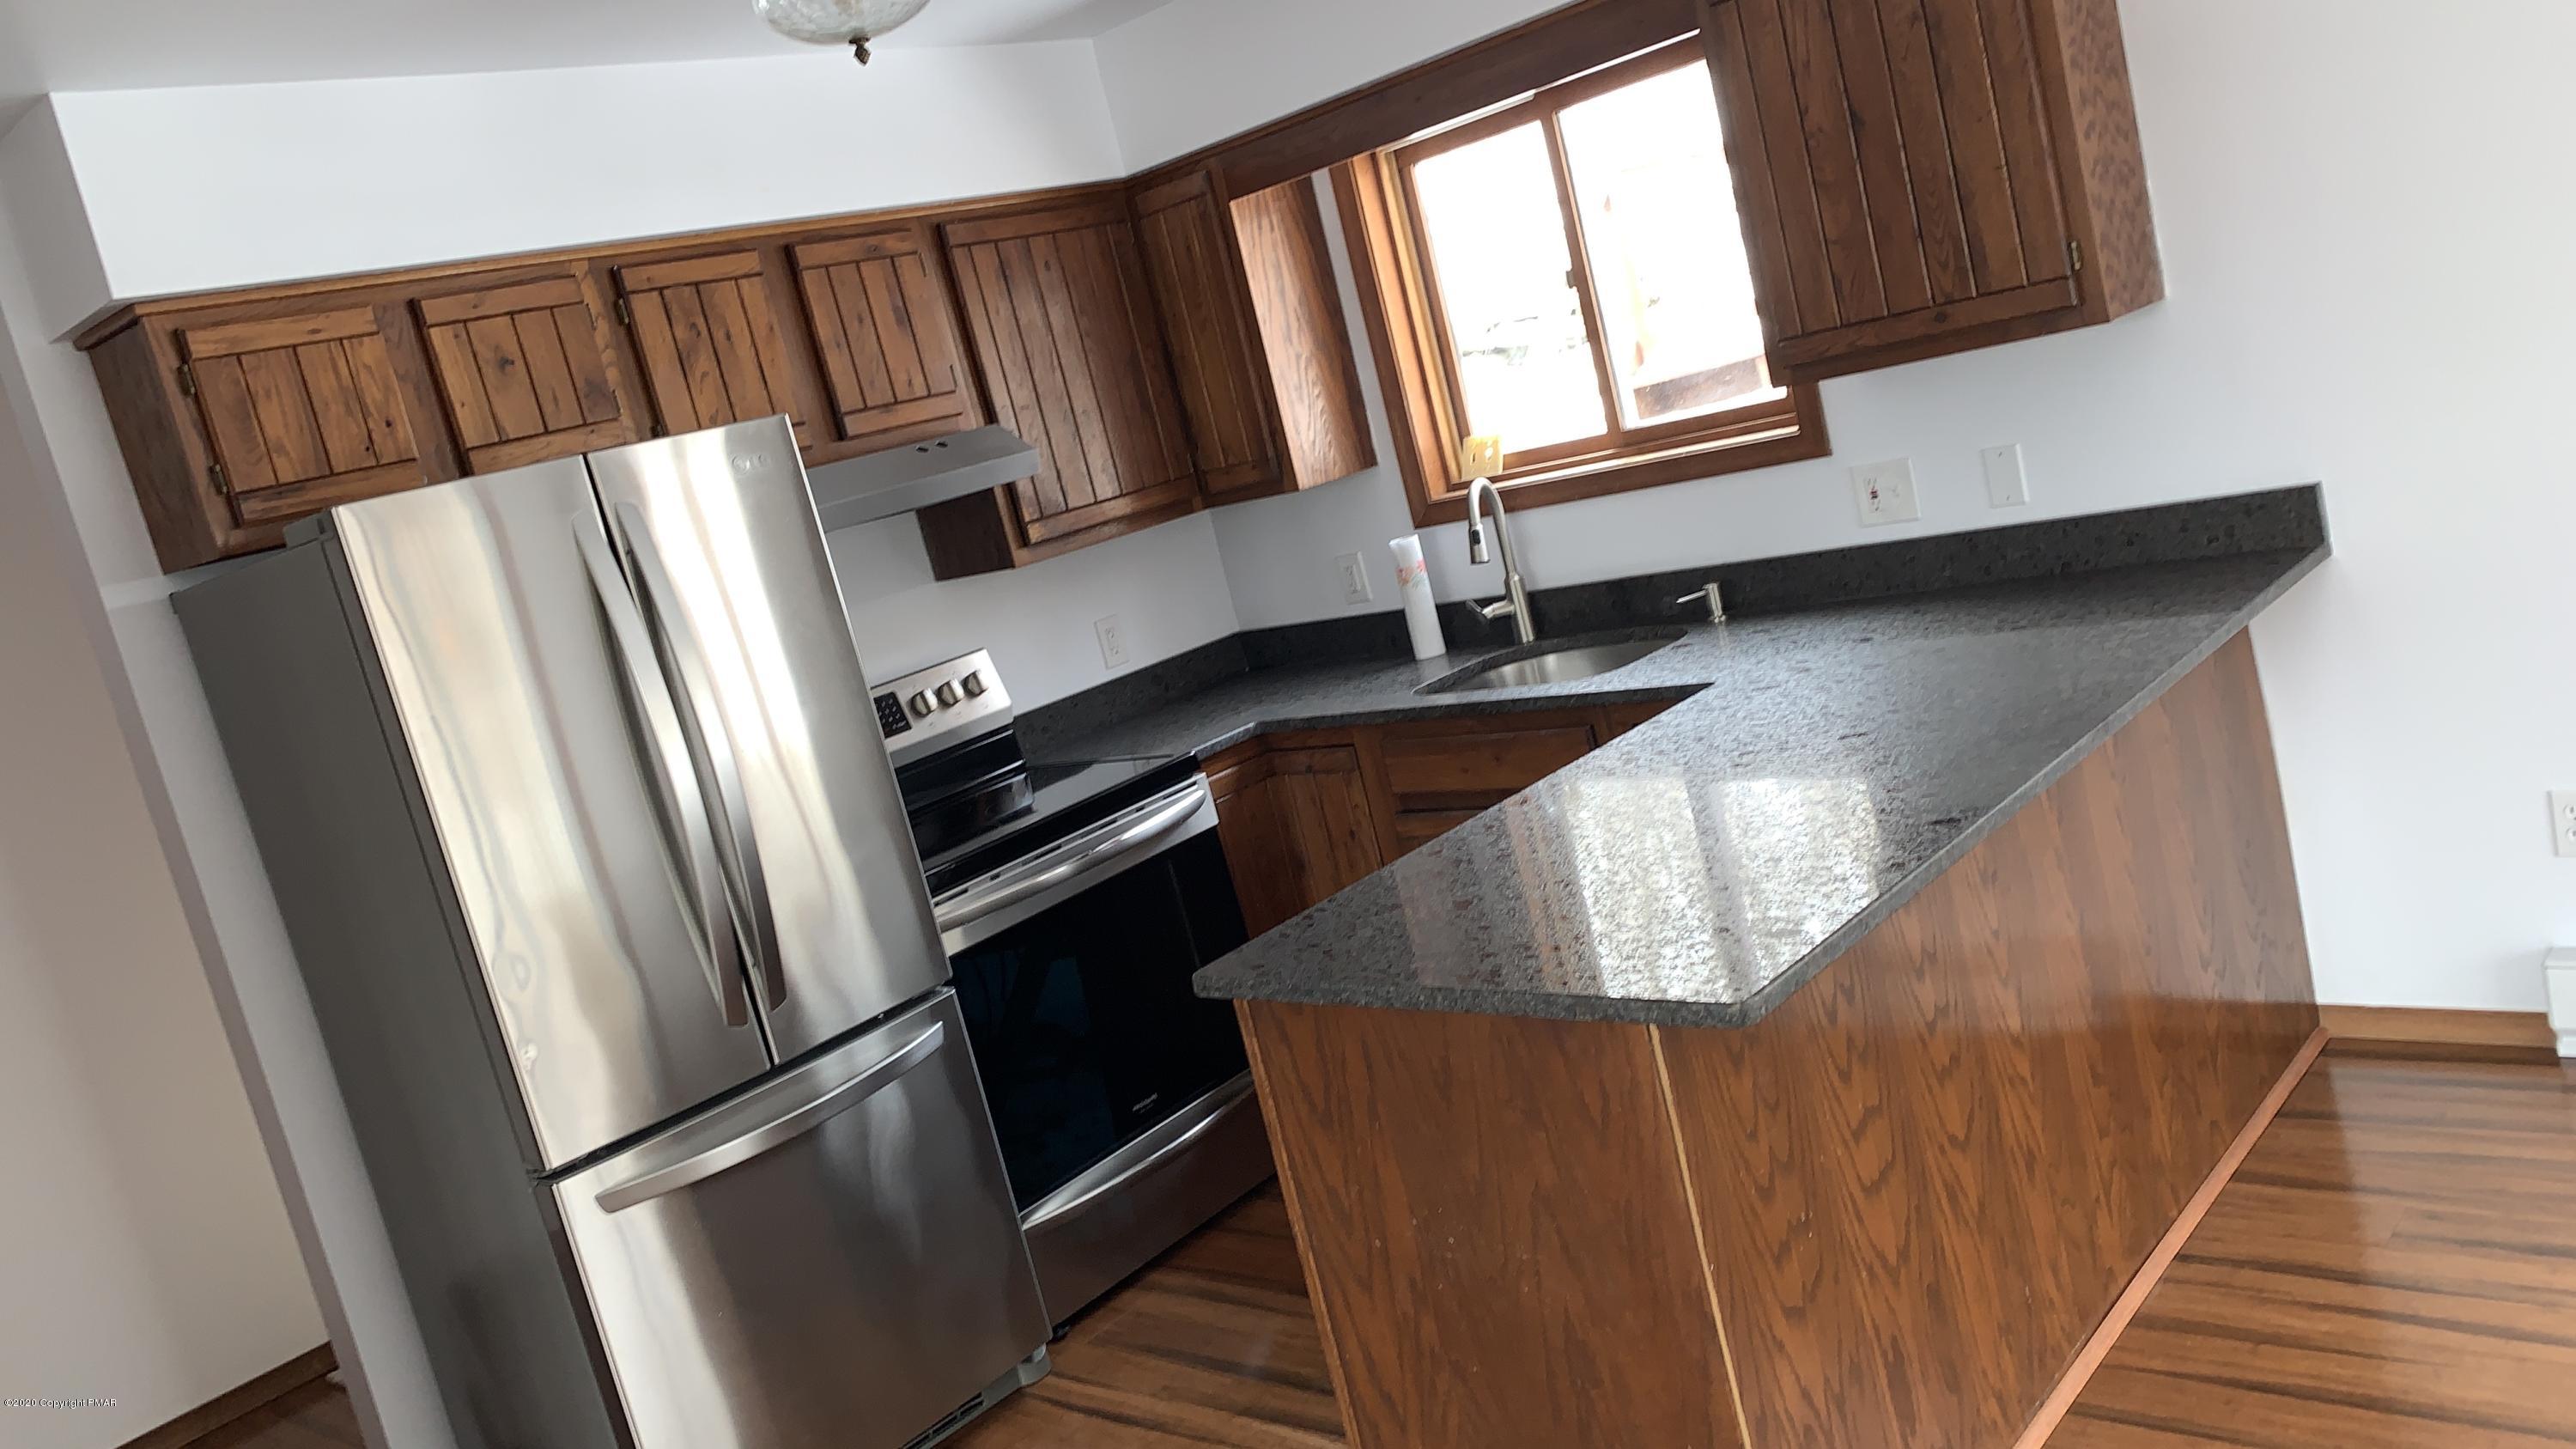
[208,461,229,496]
[176,362,197,399]
[2069,240,2084,273]
[613,295,633,326]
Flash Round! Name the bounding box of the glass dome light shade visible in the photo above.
[754,0,933,47]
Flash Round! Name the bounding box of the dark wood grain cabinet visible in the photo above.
[1208,741,1386,936]
[411,269,645,474]
[1699,0,2160,379]
[609,248,822,450]
[788,223,984,454]
[916,198,1202,575]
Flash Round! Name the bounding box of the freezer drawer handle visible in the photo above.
[593,1020,946,1215]
[574,516,750,1028]
[933,780,1209,935]
[613,502,789,1014]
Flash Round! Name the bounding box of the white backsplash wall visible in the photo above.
[828,508,1241,709]
[1201,0,2576,1019]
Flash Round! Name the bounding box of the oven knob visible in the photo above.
[961,671,987,697]
[907,691,934,717]
[936,681,963,708]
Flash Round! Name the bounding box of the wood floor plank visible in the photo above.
[2049,1044,2576,1449]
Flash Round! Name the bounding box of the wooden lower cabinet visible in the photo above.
[1236,636,2319,1449]
[1206,699,1677,933]
[1207,741,1384,936]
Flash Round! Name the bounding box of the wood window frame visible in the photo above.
[1335,38,1827,528]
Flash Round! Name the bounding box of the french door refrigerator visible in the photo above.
[176,417,1050,1449]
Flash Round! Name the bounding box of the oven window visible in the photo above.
[950,833,1250,1209]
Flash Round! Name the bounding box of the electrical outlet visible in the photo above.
[1336,551,1373,605]
[1852,459,1921,527]
[2552,792,2576,857]
[1982,443,2030,508]
[1095,615,1130,670]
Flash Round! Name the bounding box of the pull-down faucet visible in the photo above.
[1465,477,1534,645]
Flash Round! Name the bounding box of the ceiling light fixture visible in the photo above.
[754,0,932,64]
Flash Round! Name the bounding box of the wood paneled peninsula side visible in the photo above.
[1192,546,2329,1449]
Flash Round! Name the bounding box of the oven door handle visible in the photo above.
[933,779,1211,937]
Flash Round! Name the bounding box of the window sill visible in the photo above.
[1407,387,1831,527]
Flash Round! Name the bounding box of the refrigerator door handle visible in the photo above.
[574,517,750,1029]
[592,1020,946,1214]
[613,502,790,1014]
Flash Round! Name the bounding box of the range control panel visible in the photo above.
[869,649,1012,765]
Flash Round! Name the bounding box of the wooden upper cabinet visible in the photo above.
[920,198,1200,575]
[155,302,446,557]
[1130,168,1376,506]
[412,270,644,473]
[1698,0,2160,380]
[1133,171,1285,501]
[789,224,985,455]
[611,249,819,448]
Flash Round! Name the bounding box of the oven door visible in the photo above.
[936,778,1253,1209]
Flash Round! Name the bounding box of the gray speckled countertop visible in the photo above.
[1049,549,2324,1028]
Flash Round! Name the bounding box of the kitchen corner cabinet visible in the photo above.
[1207,741,1385,937]
[1699,0,2161,380]
[1207,700,1677,934]
[916,198,1203,578]
[1130,170,1376,506]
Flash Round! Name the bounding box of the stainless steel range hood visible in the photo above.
[804,425,1040,532]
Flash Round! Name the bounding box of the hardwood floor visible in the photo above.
[178,1044,2576,1449]
[950,1184,1344,1448]
[2050,1041,2576,1447]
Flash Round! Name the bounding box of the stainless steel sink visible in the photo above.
[1418,631,1681,695]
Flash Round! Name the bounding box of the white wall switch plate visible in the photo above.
[2547,949,2576,1058]
[1335,551,1373,605]
[1982,443,2030,508]
[2553,792,2576,857]
[1852,459,1921,527]
[1095,614,1130,670]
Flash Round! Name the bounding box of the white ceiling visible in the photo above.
[0,0,1177,109]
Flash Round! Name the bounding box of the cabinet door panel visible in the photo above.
[793,226,982,452]
[1703,0,2091,378]
[1211,745,1385,937]
[1133,170,1281,501]
[1378,723,1597,813]
[941,201,1197,546]
[416,274,641,472]
[614,251,816,447]
[179,305,427,526]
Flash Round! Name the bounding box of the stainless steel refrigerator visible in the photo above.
[177,417,1052,1449]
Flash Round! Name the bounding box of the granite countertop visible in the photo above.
[1036,547,2325,1029]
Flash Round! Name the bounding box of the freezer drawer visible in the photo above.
[552,990,1048,1449]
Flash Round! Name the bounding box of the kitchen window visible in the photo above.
[1335,38,1828,525]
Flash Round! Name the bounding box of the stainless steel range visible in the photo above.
[872,651,1276,1325]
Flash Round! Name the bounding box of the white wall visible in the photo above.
[0,337,322,1446]
[1180,0,2576,1015]
[28,41,1127,338]
[830,510,1240,703]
